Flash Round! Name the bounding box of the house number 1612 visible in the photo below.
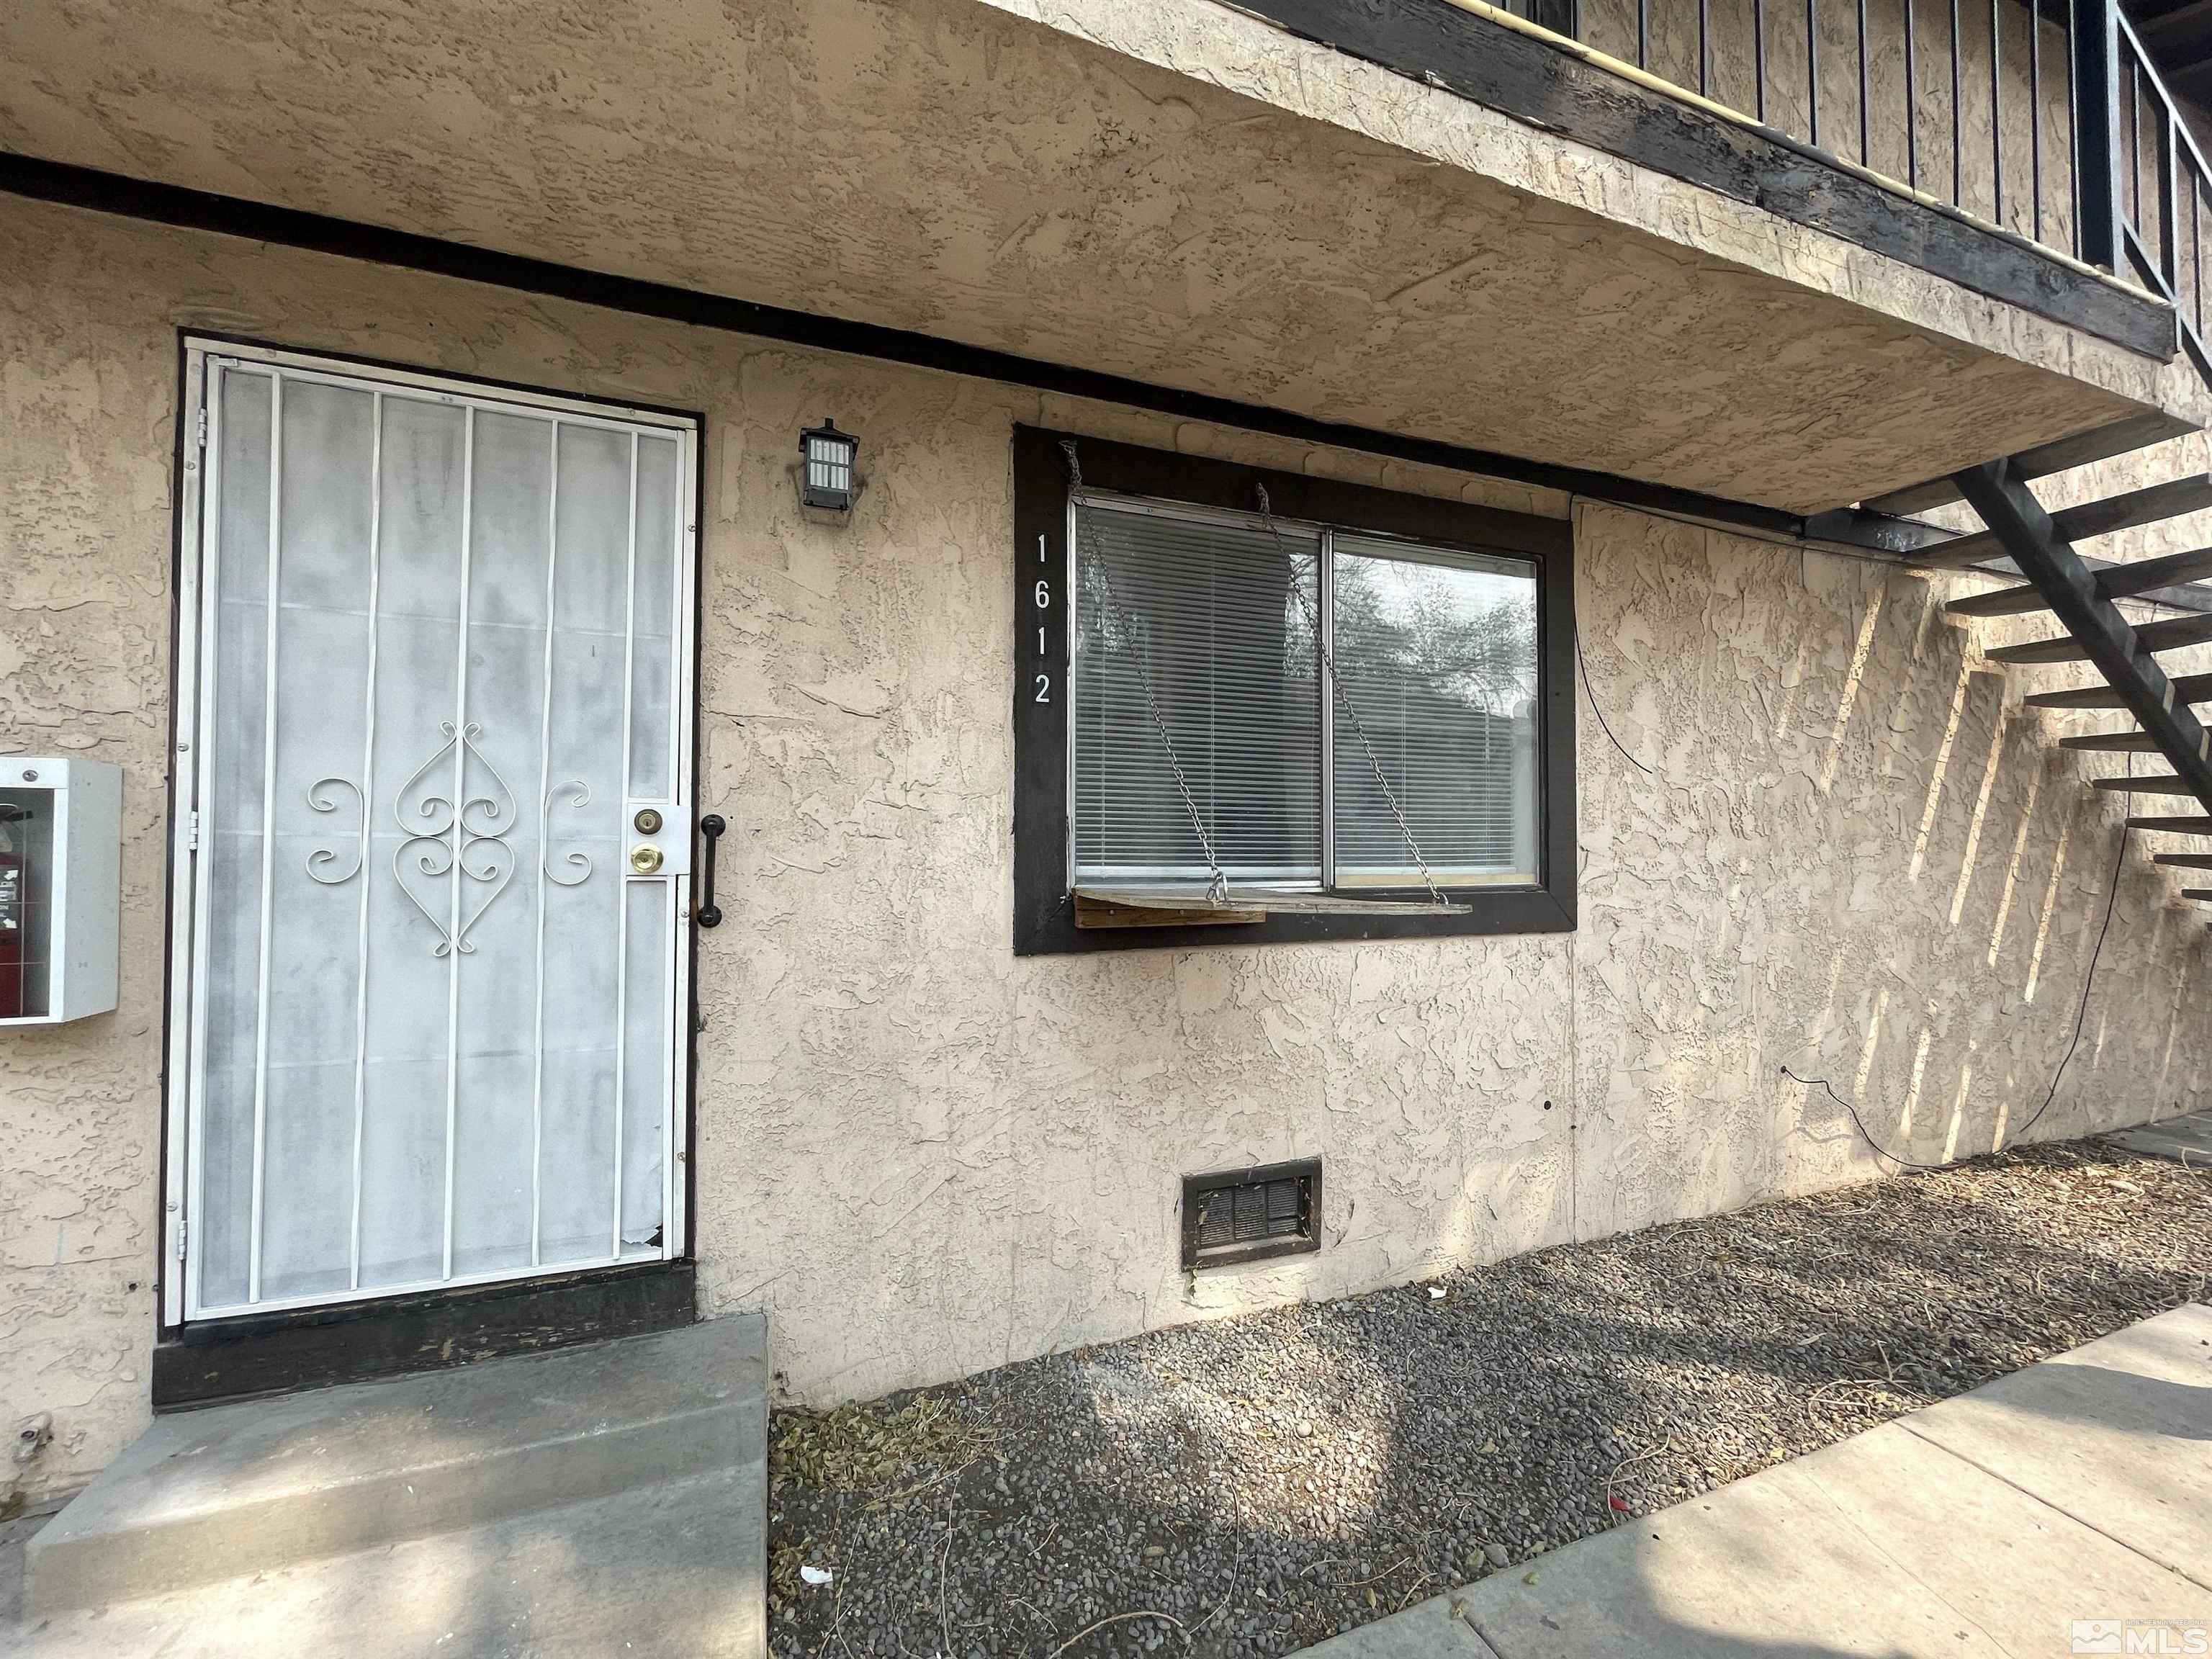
[1033,534,1051,703]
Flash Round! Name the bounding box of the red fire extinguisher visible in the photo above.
[0,804,27,1020]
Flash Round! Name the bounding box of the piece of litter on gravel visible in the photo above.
[1427,1285,1447,1299]
[799,1565,835,1586]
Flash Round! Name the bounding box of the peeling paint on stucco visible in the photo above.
[0,199,2205,1509]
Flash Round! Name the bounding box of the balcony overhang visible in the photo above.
[0,0,2203,514]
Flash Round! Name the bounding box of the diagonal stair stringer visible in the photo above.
[1951,459,2212,818]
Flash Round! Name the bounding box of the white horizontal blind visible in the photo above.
[1072,502,1321,881]
[1331,535,1539,886]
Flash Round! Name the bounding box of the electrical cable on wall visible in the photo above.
[1573,622,1655,775]
[2007,790,2132,1147]
[1569,562,2140,1170]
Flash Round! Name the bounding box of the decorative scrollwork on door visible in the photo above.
[543,779,593,887]
[392,721,520,956]
[304,777,365,885]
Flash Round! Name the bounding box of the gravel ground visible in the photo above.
[768,1136,2211,1658]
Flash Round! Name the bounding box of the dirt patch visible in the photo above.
[767,1138,2211,1657]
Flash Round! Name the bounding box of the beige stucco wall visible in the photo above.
[3,197,2207,1508]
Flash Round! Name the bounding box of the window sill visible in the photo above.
[1076,884,1478,922]
[1037,883,1575,953]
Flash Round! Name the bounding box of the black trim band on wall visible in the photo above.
[1012,425,1577,955]
[1233,0,2176,361]
[0,150,1813,539]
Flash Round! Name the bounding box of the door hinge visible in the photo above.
[186,809,201,852]
[176,1218,188,1262]
[196,407,209,449]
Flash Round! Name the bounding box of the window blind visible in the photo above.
[1071,502,1321,882]
[1331,536,1539,886]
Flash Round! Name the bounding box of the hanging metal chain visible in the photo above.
[1061,441,1232,907]
[1254,482,1448,907]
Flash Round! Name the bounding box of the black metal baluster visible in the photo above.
[1699,0,1711,94]
[1992,0,2004,225]
[2068,0,2082,257]
[1906,0,1920,189]
[2131,60,2143,246]
[1755,0,1768,121]
[1809,0,1821,150]
[2159,102,2180,289]
[1951,0,1964,206]
[2031,0,2044,243]
[2193,181,2203,334]
[1858,0,1871,164]
[1639,0,1650,68]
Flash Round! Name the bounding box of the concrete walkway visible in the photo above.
[1305,1300,2212,1658]
[2103,1107,2212,1167]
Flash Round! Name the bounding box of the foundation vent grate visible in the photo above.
[1180,1159,1321,1271]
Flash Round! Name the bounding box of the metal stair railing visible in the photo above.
[2099,3,2212,384]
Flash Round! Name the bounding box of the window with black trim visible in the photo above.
[1012,426,1576,954]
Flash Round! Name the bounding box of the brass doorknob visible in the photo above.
[629,844,665,874]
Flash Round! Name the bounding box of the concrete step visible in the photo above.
[25,1310,765,1617]
[13,1462,764,1659]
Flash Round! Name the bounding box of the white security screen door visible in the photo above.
[168,344,696,1320]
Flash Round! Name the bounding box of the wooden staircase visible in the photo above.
[1864,440,2212,915]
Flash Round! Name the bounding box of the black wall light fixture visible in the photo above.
[799,418,860,513]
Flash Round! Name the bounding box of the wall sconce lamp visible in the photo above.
[797,419,861,516]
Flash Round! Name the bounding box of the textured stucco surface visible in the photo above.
[0,0,2195,513]
[2,200,2208,1509]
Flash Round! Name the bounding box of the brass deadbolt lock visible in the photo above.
[629,844,665,875]
[633,807,663,835]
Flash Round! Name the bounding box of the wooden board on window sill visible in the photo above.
[1075,891,1267,928]
[1074,886,1467,927]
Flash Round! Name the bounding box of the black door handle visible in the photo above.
[696,814,726,927]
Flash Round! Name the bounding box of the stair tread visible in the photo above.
[2092,774,2199,793]
[1865,412,2193,515]
[2105,544,2212,597]
[2059,731,2162,750]
[1989,609,2212,665]
[1946,549,2212,618]
[1925,473,2212,570]
[2154,852,2212,867]
[2127,814,2212,831]
[2027,670,2212,709]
